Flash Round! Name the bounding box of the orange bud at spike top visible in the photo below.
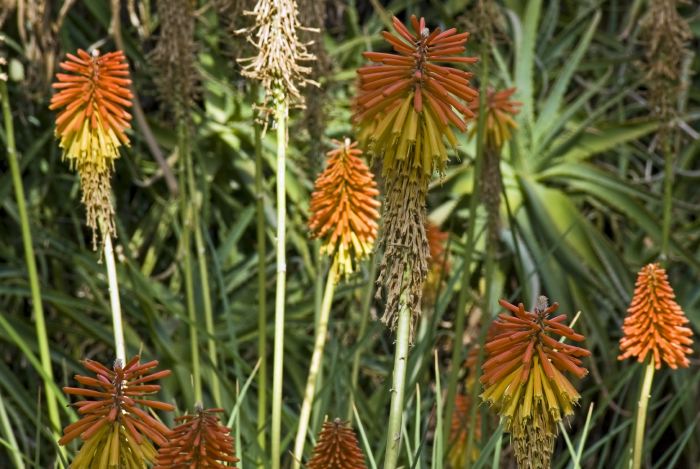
[50,49,133,170]
[469,87,521,150]
[155,407,239,468]
[481,297,590,469]
[308,139,381,278]
[618,263,693,369]
[307,419,368,469]
[50,49,133,246]
[354,15,477,178]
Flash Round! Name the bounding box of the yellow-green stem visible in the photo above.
[347,255,378,421]
[271,99,288,468]
[1,80,63,441]
[103,234,125,362]
[178,124,202,404]
[292,261,337,468]
[444,29,490,449]
[660,136,673,259]
[632,357,655,469]
[255,117,268,460]
[383,300,411,469]
[186,137,221,407]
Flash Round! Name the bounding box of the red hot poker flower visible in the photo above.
[50,49,133,170]
[468,87,521,150]
[307,419,367,469]
[154,407,238,468]
[618,263,693,369]
[354,15,478,178]
[308,139,381,278]
[60,356,174,468]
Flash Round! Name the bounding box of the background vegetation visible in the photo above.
[0,0,698,467]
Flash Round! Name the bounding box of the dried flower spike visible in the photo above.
[308,139,381,278]
[618,263,693,369]
[481,297,590,469]
[307,418,367,469]
[469,87,521,150]
[60,356,174,468]
[354,15,477,178]
[238,0,317,115]
[155,406,238,468]
[151,0,199,123]
[50,49,133,246]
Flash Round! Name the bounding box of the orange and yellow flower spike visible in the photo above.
[618,263,693,369]
[481,297,591,469]
[354,15,478,179]
[468,87,521,150]
[308,139,381,279]
[155,407,238,468]
[307,419,368,469]
[50,49,133,245]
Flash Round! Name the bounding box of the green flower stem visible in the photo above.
[383,299,411,469]
[255,117,268,459]
[103,234,125,362]
[444,29,491,454]
[271,99,288,468]
[660,136,673,258]
[178,123,202,404]
[1,80,62,440]
[292,260,338,469]
[632,357,655,469]
[186,135,222,407]
[347,254,378,421]
[0,390,24,469]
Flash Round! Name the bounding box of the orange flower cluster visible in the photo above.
[308,139,380,278]
[618,263,693,369]
[60,356,174,468]
[307,419,367,469]
[354,15,477,178]
[155,407,238,468]
[50,49,133,245]
[424,222,450,304]
[447,393,480,468]
[469,87,521,150]
[481,298,590,469]
[50,49,133,170]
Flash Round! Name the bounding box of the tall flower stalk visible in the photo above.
[1,53,63,448]
[618,263,693,469]
[353,16,477,467]
[50,48,134,362]
[151,0,214,406]
[292,140,380,467]
[480,297,590,469]
[238,0,316,463]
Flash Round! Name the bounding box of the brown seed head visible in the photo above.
[307,419,367,469]
[155,407,238,468]
[237,0,317,116]
[618,263,693,369]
